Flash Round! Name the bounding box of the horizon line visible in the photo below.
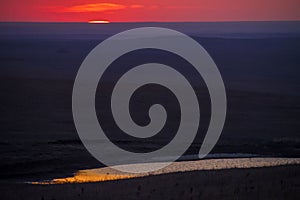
[0,20,300,23]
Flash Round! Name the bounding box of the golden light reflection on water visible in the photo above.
[31,158,300,184]
[32,170,135,184]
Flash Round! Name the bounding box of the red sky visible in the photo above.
[0,0,299,22]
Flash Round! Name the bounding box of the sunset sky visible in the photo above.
[0,0,299,22]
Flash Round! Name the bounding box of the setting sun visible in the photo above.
[88,20,110,24]
[1,0,299,22]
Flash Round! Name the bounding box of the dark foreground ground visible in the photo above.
[1,164,300,200]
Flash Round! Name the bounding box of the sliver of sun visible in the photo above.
[88,20,110,24]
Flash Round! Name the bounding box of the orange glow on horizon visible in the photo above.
[63,3,126,13]
[88,20,110,24]
[1,1,299,23]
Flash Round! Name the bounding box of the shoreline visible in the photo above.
[33,157,300,184]
[2,158,300,199]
